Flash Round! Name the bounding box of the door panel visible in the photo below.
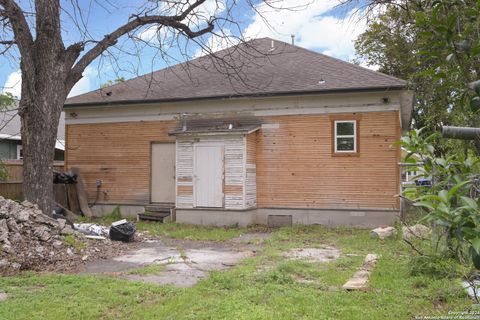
[151,143,175,203]
[195,144,224,207]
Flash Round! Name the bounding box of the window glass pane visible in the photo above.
[337,137,355,151]
[336,122,354,135]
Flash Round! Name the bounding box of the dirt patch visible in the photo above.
[0,291,7,301]
[284,246,341,263]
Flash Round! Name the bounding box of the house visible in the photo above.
[0,107,65,161]
[64,38,413,227]
[0,107,65,199]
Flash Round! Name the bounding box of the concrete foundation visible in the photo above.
[176,208,256,227]
[89,204,399,227]
[90,204,145,218]
[176,207,400,228]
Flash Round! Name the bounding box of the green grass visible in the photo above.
[128,263,165,276]
[81,207,250,241]
[135,221,247,241]
[62,234,86,251]
[0,225,474,319]
[78,206,123,225]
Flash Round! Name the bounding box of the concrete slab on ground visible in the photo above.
[84,233,269,287]
[342,253,379,291]
[284,246,341,263]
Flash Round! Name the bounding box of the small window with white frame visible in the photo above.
[334,120,357,153]
[16,145,23,160]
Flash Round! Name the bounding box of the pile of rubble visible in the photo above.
[0,196,141,274]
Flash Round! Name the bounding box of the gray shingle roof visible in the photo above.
[0,103,65,140]
[65,37,406,107]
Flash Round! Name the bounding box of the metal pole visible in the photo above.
[441,126,480,140]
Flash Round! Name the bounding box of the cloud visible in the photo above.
[193,29,238,57]
[243,0,366,61]
[2,70,22,99]
[68,66,95,97]
[1,66,94,99]
[138,0,225,44]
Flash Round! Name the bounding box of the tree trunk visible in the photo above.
[17,0,69,216]
[20,72,66,216]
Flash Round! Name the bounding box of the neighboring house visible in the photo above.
[400,149,426,185]
[0,107,65,161]
[64,38,413,227]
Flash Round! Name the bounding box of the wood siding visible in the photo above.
[176,139,194,208]
[175,136,249,210]
[66,121,176,204]
[256,111,400,209]
[66,111,400,211]
[245,132,257,208]
[224,137,244,209]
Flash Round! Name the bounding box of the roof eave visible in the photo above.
[169,126,261,136]
[64,85,406,108]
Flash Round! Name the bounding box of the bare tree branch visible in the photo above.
[67,0,214,88]
[0,0,34,62]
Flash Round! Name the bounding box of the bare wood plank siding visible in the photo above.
[175,136,248,210]
[224,137,244,209]
[66,121,176,204]
[245,132,257,208]
[256,111,400,209]
[176,139,194,208]
[66,111,400,211]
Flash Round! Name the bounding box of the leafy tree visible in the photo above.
[399,128,480,268]
[100,77,125,89]
[355,0,480,153]
[0,92,14,110]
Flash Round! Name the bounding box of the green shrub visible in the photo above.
[410,255,462,279]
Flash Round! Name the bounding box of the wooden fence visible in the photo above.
[0,160,65,201]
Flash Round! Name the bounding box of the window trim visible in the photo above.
[330,114,361,157]
[334,120,357,153]
[16,145,23,160]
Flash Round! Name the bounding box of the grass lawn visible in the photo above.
[0,225,475,319]
[80,209,250,241]
[135,221,249,241]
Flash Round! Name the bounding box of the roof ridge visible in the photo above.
[66,37,407,105]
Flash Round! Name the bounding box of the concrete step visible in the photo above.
[145,203,175,213]
[138,212,170,222]
[140,203,175,223]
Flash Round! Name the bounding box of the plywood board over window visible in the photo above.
[329,114,362,157]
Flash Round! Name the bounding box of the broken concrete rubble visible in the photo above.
[342,253,379,291]
[0,219,8,242]
[402,224,430,241]
[0,196,143,274]
[284,247,341,263]
[370,226,397,240]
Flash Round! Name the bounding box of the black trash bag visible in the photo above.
[53,171,78,184]
[109,222,136,242]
